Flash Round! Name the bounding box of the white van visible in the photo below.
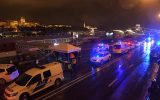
[113,42,130,54]
[4,62,64,100]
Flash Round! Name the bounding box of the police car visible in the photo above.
[90,52,111,64]
[4,62,64,100]
[0,64,19,85]
[95,43,109,53]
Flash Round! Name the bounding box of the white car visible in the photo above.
[0,64,19,85]
[90,52,111,64]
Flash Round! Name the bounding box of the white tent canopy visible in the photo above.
[49,43,81,53]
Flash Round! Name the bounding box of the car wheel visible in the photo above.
[20,93,29,100]
[55,79,61,86]
[0,78,6,85]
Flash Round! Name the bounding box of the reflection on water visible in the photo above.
[110,41,152,100]
[143,41,152,62]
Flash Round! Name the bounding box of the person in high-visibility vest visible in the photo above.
[72,58,77,64]
[68,63,73,78]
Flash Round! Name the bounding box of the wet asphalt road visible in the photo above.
[33,42,155,100]
[0,41,156,100]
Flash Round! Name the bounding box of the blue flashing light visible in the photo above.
[148,37,151,41]
[101,43,104,46]
[118,64,122,68]
[96,55,100,58]
[98,43,104,46]
[157,41,160,45]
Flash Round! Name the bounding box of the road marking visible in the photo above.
[40,50,145,99]
[129,64,134,68]
[108,78,118,87]
[35,71,91,100]
[35,54,129,100]
[43,73,92,100]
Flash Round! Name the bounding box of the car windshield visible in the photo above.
[15,74,32,86]
[6,66,16,74]
[114,45,121,49]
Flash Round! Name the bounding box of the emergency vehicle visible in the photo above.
[4,62,64,100]
[90,52,111,64]
[113,42,130,54]
[0,64,19,85]
[95,43,109,53]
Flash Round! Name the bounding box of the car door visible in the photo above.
[106,53,110,61]
[27,74,42,94]
[0,68,6,79]
[43,70,52,87]
[103,53,108,61]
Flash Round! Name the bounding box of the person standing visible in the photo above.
[36,59,39,66]
[9,60,13,64]
[68,63,73,79]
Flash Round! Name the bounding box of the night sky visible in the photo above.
[0,0,160,29]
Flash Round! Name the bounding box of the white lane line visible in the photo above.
[35,71,91,100]
[129,64,134,68]
[108,78,118,87]
[43,73,92,100]
[36,55,125,100]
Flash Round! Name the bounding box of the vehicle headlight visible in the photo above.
[10,92,18,96]
[96,59,100,61]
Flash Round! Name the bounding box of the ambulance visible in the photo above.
[4,62,64,100]
[113,42,130,54]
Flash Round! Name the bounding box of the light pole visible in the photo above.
[158,14,160,19]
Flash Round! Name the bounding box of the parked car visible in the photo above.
[0,64,19,85]
[4,62,64,100]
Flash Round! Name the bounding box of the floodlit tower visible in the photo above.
[20,17,26,24]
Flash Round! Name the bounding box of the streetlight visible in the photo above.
[158,14,160,19]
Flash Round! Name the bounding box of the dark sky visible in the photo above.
[0,0,160,29]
